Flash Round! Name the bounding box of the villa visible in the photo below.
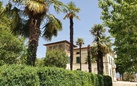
[44,40,116,81]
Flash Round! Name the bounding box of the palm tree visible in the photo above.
[64,1,80,70]
[4,0,67,66]
[87,45,92,72]
[90,24,106,75]
[76,38,84,71]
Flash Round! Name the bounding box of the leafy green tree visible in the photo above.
[115,57,126,80]
[44,49,68,68]
[99,0,137,73]
[90,24,112,75]
[4,0,67,66]
[0,29,25,65]
[115,54,137,80]
[0,2,11,29]
[76,38,84,71]
[16,38,28,65]
[64,1,80,70]
[0,2,26,65]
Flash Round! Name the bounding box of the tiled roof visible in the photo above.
[43,40,77,47]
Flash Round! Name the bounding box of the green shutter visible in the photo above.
[76,57,80,63]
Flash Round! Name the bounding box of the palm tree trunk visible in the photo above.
[97,35,103,74]
[70,16,74,70]
[27,17,41,66]
[97,50,103,74]
[87,45,91,72]
[80,44,82,70]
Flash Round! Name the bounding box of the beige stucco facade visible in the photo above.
[44,40,116,81]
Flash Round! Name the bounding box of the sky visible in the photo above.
[2,0,103,58]
[39,0,103,58]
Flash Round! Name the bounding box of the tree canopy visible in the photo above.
[90,24,112,74]
[0,2,27,65]
[99,0,137,73]
[44,49,68,68]
[2,0,68,66]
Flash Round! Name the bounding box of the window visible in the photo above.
[76,57,80,63]
[53,45,57,49]
[106,66,108,74]
[76,52,80,54]
[110,69,112,76]
[108,56,111,64]
[66,45,70,51]
[49,46,52,50]
[59,44,62,49]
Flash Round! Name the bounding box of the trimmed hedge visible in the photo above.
[103,75,112,86]
[0,65,112,86]
[0,65,39,86]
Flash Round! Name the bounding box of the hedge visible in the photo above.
[0,65,112,86]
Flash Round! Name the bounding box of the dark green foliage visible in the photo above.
[0,65,112,86]
[97,75,104,86]
[99,0,137,73]
[103,75,112,86]
[0,2,27,65]
[0,65,39,86]
[0,27,26,65]
[35,58,45,67]
[37,67,82,86]
[4,0,66,66]
[91,73,99,86]
[91,74,105,86]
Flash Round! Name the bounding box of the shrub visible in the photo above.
[103,75,112,86]
[0,64,39,86]
[44,49,68,68]
[91,73,99,86]
[97,74,104,86]
[0,65,112,86]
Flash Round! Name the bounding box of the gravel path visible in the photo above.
[113,81,137,86]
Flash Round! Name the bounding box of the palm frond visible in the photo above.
[1,2,12,17]
[64,1,80,20]
[75,15,80,20]
[42,28,57,41]
[90,24,106,37]
[25,0,47,16]
[42,14,62,41]
[6,6,29,37]
[67,1,80,13]
[76,38,84,45]
[1,2,29,37]
[48,0,67,13]
[12,0,29,4]
[0,2,4,16]
[11,18,29,37]
[63,13,71,19]
[63,12,80,20]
